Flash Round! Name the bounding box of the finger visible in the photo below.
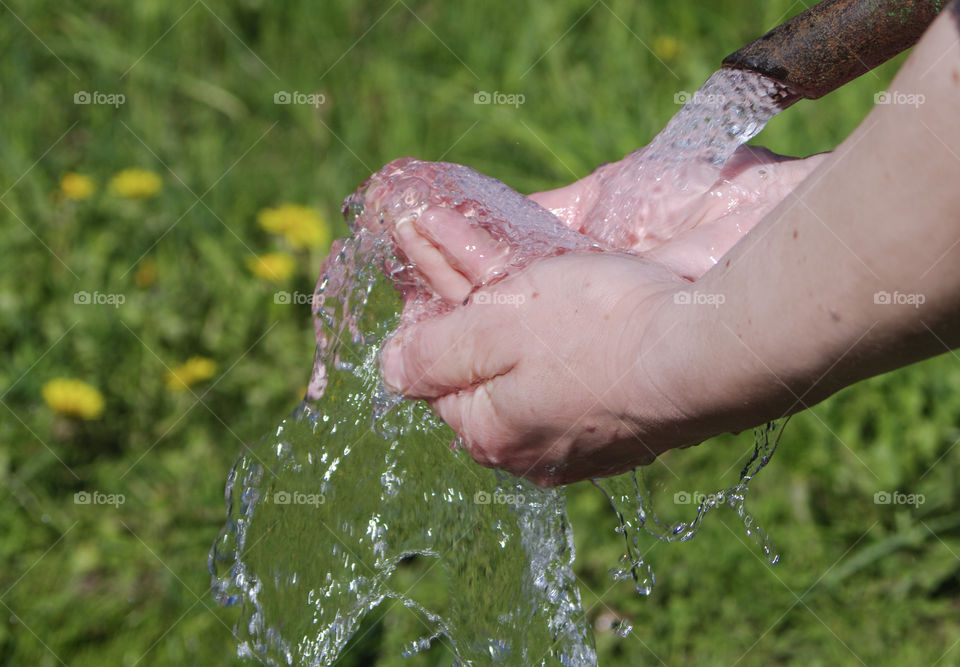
[392,217,473,302]
[380,306,519,399]
[722,146,830,188]
[415,207,511,285]
[429,384,512,470]
[527,176,599,232]
[432,383,568,485]
[644,217,748,281]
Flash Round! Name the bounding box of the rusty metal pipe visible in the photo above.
[723,0,944,103]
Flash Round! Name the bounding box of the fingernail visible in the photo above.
[394,216,417,242]
[380,339,405,394]
[414,208,444,239]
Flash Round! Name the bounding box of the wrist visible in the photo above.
[629,279,783,450]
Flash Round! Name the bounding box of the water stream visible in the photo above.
[210,67,796,665]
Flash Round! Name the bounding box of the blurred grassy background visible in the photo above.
[1,0,958,664]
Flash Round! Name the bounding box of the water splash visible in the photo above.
[581,68,797,252]
[646,68,795,165]
[593,420,787,604]
[210,192,598,664]
[211,69,796,665]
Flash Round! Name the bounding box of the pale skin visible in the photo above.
[381,8,960,486]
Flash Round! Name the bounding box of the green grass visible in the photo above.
[1,0,957,664]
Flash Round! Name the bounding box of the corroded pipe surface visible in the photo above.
[723,0,944,101]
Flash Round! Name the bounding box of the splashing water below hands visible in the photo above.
[211,68,793,665]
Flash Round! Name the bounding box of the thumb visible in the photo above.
[380,307,517,399]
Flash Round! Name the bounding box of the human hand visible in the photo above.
[529,145,828,279]
[380,249,699,486]
[371,146,829,486]
[378,4,960,489]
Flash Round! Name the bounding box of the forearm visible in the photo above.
[647,8,960,439]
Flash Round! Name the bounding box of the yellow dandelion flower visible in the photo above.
[257,204,331,250]
[246,252,295,282]
[134,257,158,288]
[42,378,105,420]
[60,173,96,200]
[283,218,331,249]
[257,204,314,234]
[653,35,682,61]
[165,356,217,392]
[109,169,162,198]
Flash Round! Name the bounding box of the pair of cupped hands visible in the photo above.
[379,145,827,486]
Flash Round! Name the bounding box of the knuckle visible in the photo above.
[401,329,439,394]
[464,424,513,469]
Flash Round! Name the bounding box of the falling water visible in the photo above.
[645,68,795,165]
[210,161,603,666]
[211,68,796,665]
[580,68,797,252]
